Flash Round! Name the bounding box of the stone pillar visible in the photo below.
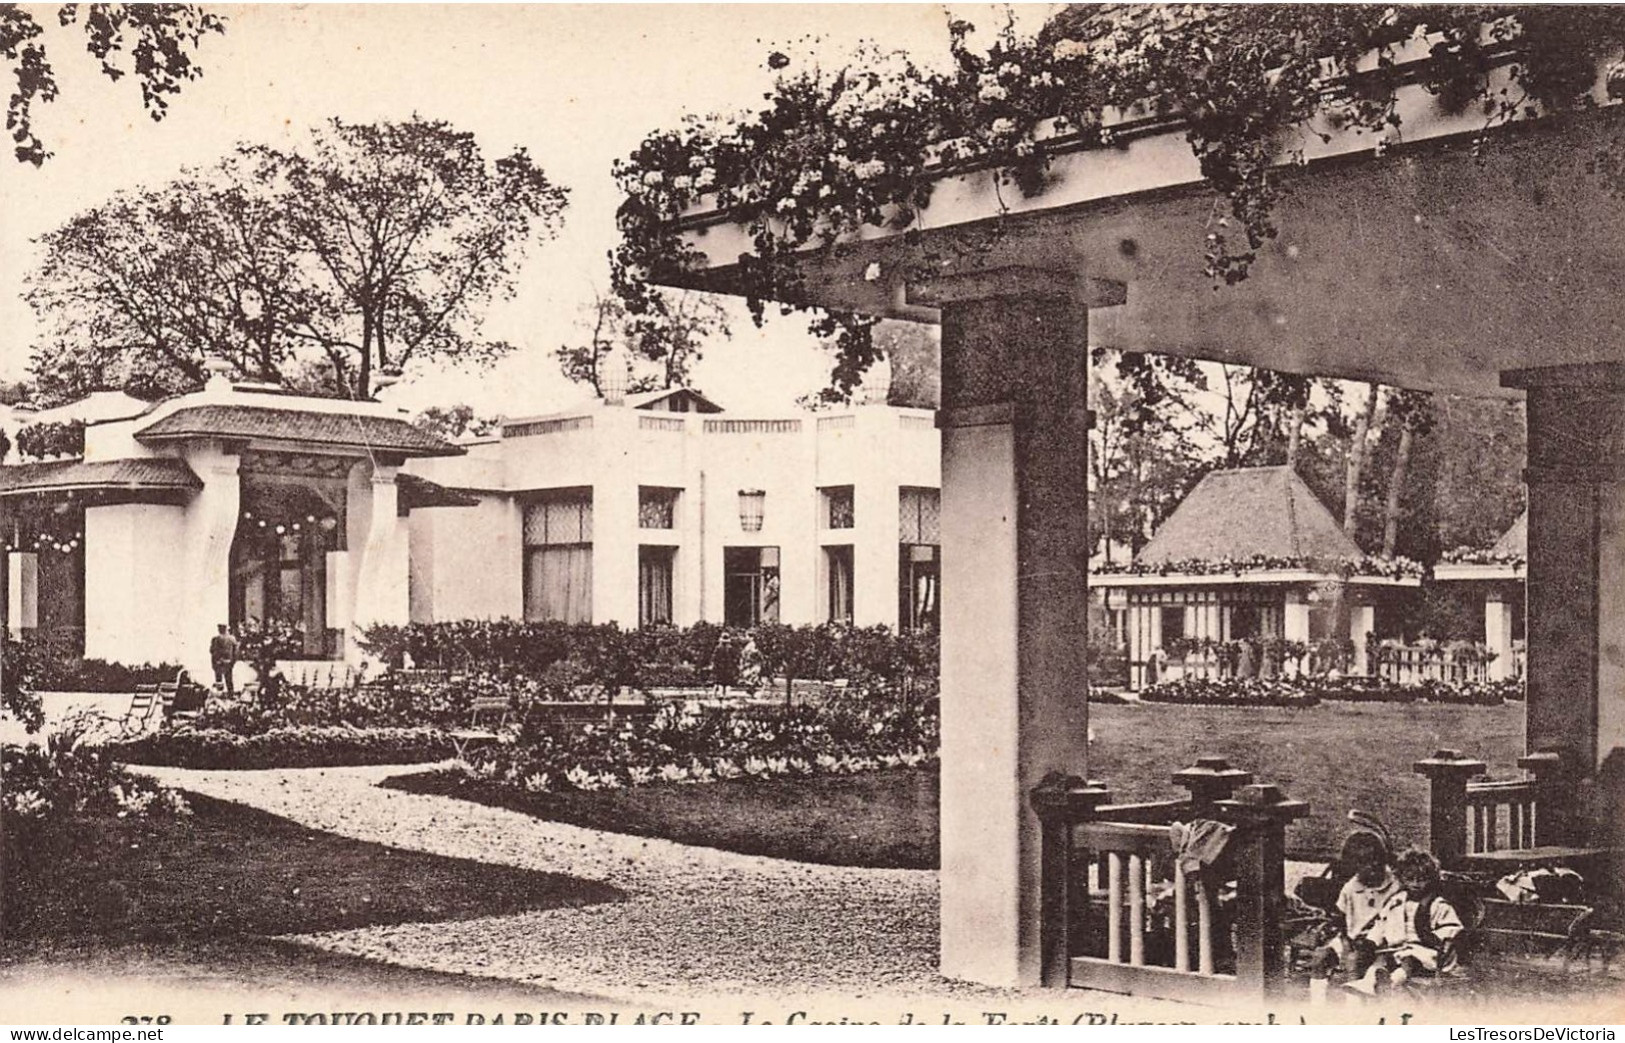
[179,444,240,678]
[1503,363,1625,782]
[1126,602,1144,690]
[1350,603,1376,676]
[348,460,410,659]
[1282,590,1310,676]
[1283,591,1311,644]
[910,268,1108,987]
[6,551,37,636]
[592,476,639,628]
[1485,592,1516,683]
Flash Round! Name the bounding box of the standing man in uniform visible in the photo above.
[210,623,238,694]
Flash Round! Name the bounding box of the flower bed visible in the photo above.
[1140,677,1320,708]
[461,700,937,795]
[1142,675,1522,707]
[105,725,455,769]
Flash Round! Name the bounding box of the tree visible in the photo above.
[875,320,939,409]
[1380,389,1435,559]
[28,117,570,400]
[1087,354,1205,561]
[2,4,224,165]
[28,169,311,400]
[555,286,727,396]
[413,404,497,442]
[1342,383,1379,538]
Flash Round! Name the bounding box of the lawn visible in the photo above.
[388,768,939,869]
[3,793,626,942]
[390,700,1524,866]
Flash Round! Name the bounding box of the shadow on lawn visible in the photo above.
[384,768,941,870]
[4,793,626,943]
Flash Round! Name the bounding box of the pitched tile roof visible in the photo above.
[1136,465,1361,565]
[135,405,462,457]
[0,457,202,498]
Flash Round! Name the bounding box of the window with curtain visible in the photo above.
[638,486,679,529]
[639,545,675,627]
[898,487,941,632]
[822,486,855,529]
[898,544,938,631]
[825,545,854,623]
[523,490,593,623]
[899,487,940,544]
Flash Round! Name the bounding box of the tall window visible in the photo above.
[822,486,855,529]
[899,487,940,544]
[724,546,779,627]
[898,545,938,631]
[825,545,854,623]
[639,545,675,627]
[1160,606,1186,646]
[524,490,592,623]
[639,486,678,529]
[898,487,940,630]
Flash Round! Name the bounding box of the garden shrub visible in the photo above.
[357,619,941,702]
[3,635,182,695]
[3,715,192,932]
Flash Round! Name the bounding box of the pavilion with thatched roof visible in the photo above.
[1092,465,1420,689]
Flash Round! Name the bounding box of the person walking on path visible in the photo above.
[209,623,239,695]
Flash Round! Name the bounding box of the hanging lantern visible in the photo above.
[738,489,766,533]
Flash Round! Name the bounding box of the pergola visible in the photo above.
[657,40,1625,987]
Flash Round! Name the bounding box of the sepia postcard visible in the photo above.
[0,3,1621,1029]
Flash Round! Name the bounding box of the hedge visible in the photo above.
[358,619,939,701]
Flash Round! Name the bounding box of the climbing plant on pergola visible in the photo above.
[612,6,1625,400]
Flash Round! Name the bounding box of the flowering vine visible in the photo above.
[1092,553,1423,580]
[612,7,1625,397]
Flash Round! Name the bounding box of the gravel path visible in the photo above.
[134,764,1028,1009]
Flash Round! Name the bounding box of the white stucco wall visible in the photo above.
[407,401,940,630]
[84,502,188,667]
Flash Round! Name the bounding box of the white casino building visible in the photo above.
[0,373,941,681]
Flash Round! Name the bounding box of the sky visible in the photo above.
[0,3,1061,418]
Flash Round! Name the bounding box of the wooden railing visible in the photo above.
[1377,646,1496,685]
[1031,757,1308,1003]
[1414,749,1603,872]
